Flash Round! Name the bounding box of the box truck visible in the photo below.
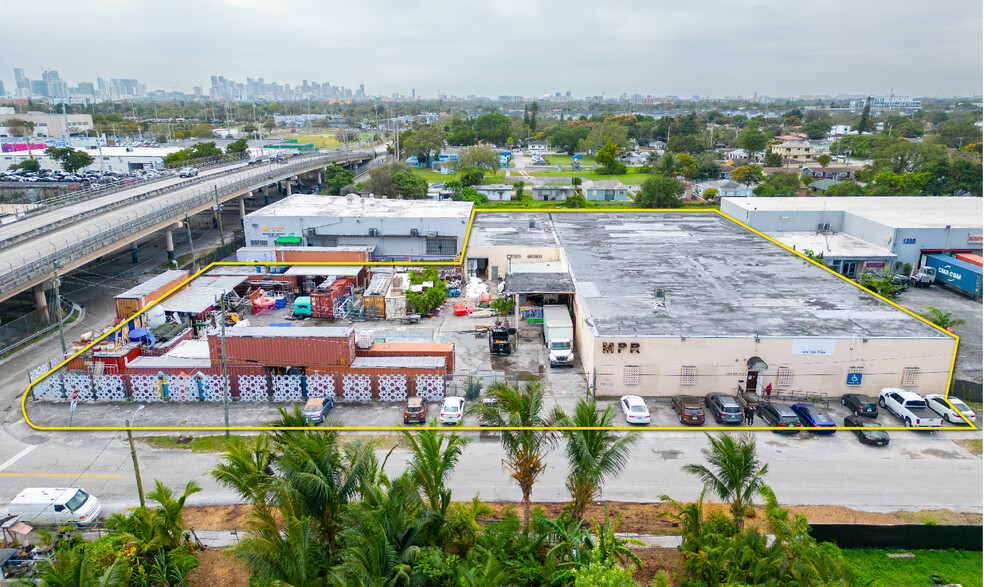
[542,305,575,367]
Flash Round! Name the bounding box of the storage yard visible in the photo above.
[23,206,976,431]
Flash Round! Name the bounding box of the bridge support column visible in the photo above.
[130,242,139,265]
[263,186,270,206]
[239,196,247,219]
[286,180,292,196]
[34,282,50,311]
[164,228,175,261]
[317,170,324,184]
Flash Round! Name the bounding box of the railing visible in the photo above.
[0,150,372,298]
[0,149,370,249]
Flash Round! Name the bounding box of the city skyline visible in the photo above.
[1,0,981,99]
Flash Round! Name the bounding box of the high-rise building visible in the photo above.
[0,80,5,97]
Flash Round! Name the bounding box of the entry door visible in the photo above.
[745,371,758,394]
[842,262,857,277]
[491,266,499,281]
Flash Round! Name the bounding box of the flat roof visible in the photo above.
[190,275,248,291]
[722,197,983,230]
[221,326,353,338]
[245,194,473,219]
[115,270,189,299]
[128,356,212,369]
[350,356,446,369]
[505,272,575,294]
[283,265,365,276]
[548,211,947,339]
[764,232,896,259]
[158,288,226,314]
[468,213,558,248]
[163,340,211,359]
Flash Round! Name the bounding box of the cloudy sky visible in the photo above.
[1,0,981,98]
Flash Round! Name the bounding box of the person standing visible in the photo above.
[745,404,755,426]
[765,383,773,401]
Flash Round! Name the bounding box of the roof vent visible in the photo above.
[346,194,355,204]
[653,288,667,309]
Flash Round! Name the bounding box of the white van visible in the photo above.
[8,488,102,526]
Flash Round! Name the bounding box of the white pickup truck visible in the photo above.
[878,388,943,428]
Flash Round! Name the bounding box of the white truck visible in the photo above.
[542,305,575,367]
[7,487,102,526]
[878,388,943,428]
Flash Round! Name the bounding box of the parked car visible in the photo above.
[925,394,977,425]
[844,415,890,446]
[878,389,942,428]
[791,403,836,434]
[704,394,744,425]
[619,395,651,425]
[478,397,498,427]
[301,397,334,425]
[757,403,802,433]
[403,397,426,425]
[671,395,705,425]
[841,393,878,418]
[440,397,465,425]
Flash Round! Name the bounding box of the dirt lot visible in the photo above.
[182,501,983,533]
[186,548,251,587]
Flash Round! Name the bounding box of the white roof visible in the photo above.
[158,287,225,314]
[765,232,896,259]
[128,356,212,369]
[191,275,248,291]
[245,195,474,219]
[164,339,211,359]
[350,356,445,369]
[115,270,189,300]
[11,488,80,505]
[283,265,365,276]
[723,197,983,230]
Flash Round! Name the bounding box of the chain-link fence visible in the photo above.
[0,297,72,357]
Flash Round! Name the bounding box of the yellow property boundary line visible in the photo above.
[21,206,975,432]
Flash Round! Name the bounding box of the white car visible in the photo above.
[178,167,199,178]
[925,394,977,425]
[620,395,651,425]
[440,397,465,425]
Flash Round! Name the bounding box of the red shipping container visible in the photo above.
[311,293,335,318]
[208,326,356,367]
[955,253,982,268]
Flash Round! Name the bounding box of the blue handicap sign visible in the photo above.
[846,372,863,386]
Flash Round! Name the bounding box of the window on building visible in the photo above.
[307,235,338,247]
[426,237,457,256]
[249,240,268,247]
[680,366,697,386]
[526,254,542,259]
[776,366,792,387]
[901,367,919,387]
[624,366,639,385]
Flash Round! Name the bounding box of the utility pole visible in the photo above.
[52,263,67,357]
[62,102,71,148]
[125,419,146,508]
[219,292,230,437]
[184,213,198,272]
[214,186,225,247]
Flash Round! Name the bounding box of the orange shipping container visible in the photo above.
[358,342,455,373]
[955,253,982,268]
[114,270,191,320]
[208,326,356,367]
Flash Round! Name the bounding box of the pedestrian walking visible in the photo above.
[765,383,773,401]
[745,405,755,426]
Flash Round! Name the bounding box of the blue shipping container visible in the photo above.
[924,254,982,296]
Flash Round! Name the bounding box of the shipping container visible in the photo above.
[358,342,455,373]
[924,254,982,297]
[955,253,983,268]
[208,326,356,367]
[311,293,335,318]
[385,274,408,319]
[276,248,373,264]
[364,274,391,320]
[114,270,190,320]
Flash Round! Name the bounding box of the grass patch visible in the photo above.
[410,168,509,185]
[841,548,982,587]
[285,134,343,149]
[522,170,652,185]
[965,400,982,415]
[545,154,597,166]
[954,438,983,455]
[140,435,255,453]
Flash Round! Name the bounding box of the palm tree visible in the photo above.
[402,421,472,513]
[146,480,201,550]
[921,306,967,331]
[211,434,275,510]
[585,505,643,571]
[681,433,769,530]
[468,380,557,530]
[657,152,678,176]
[554,399,639,520]
[233,509,327,586]
[449,495,494,556]
[35,543,131,587]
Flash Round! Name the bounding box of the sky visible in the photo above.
[1,0,982,99]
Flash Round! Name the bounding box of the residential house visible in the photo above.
[619,151,651,165]
[719,148,749,163]
[473,184,513,201]
[801,166,856,180]
[530,185,576,201]
[769,142,817,164]
[697,179,753,199]
[807,179,842,194]
[582,180,630,201]
[528,140,549,152]
[774,134,805,142]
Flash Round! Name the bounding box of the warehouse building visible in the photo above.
[472,211,955,398]
[243,195,473,261]
[720,197,983,277]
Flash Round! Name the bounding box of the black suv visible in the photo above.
[758,403,802,433]
[704,394,744,425]
[841,393,878,418]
